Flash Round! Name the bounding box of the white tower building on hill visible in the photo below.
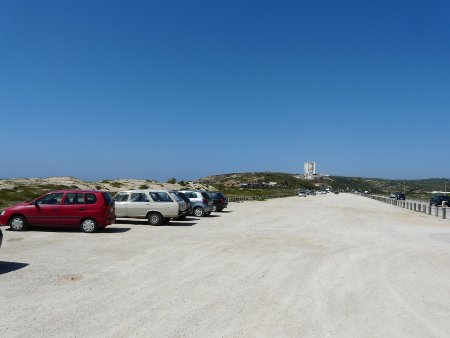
[304,162,316,176]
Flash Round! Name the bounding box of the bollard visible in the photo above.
[418,204,421,212]
[428,205,431,215]
[435,206,439,217]
[414,203,416,211]
[443,208,447,220]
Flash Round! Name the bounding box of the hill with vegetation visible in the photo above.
[199,172,317,198]
[0,177,214,209]
[328,176,450,197]
[199,172,450,199]
[1,174,448,210]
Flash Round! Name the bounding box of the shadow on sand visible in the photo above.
[0,261,29,275]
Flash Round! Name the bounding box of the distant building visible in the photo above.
[304,162,316,176]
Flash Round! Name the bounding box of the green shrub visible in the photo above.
[167,178,177,184]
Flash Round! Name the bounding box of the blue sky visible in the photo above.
[1,0,449,181]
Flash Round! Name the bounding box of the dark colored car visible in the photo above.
[0,228,2,248]
[429,195,450,207]
[209,191,228,212]
[0,190,115,233]
[389,192,406,200]
[174,191,192,219]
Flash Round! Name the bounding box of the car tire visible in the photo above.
[9,215,27,231]
[148,212,163,225]
[211,205,217,212]
[193,207,205,217]
[163,218,170,224]
[80,218,98,233]
[217,208,224,212]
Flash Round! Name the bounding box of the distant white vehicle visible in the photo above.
[298,191,307,197]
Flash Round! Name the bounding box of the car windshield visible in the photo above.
[177,192,190,203]
[201,192,212,199]
[114,193,129,202]
[103,192,113,205]
[170,192,182,202]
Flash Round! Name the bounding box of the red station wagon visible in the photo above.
[0,190,115,233]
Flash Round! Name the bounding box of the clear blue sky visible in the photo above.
[1,0,449,181]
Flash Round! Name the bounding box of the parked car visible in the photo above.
[298,190,307,197]
[172,191,192,219]
[0,190,115,233]
[113,190,188,225]
[389,192,405,200]
[0,228,2,248]
[209,191,228,212]
[169,191,190,219]
[179,190,213,217]
[429,195,450,207]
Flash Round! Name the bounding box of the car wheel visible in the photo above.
[217,208,224,212]
[9,215,27,231]
[211,205,217,212]
[81,218,98,233]
[148,212,162,225]
[163,218,170,224]
[193,207,205,217]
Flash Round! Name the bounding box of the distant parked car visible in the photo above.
[298,190,307,197]
[389,192,405,200]
[209,191,228,212]
[179,190,213,217]
[429,195,450,207]
[0,190,115,233]
[113,190,188,225]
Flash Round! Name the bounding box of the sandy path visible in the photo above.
[1,193,450,337]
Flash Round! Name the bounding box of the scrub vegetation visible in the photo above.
[0,184,75,209]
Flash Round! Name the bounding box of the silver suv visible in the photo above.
[113,190,188,225]
[179,190,213,217]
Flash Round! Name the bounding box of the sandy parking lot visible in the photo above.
[2,193,450,337]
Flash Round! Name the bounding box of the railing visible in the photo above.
[364,194,448,220]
